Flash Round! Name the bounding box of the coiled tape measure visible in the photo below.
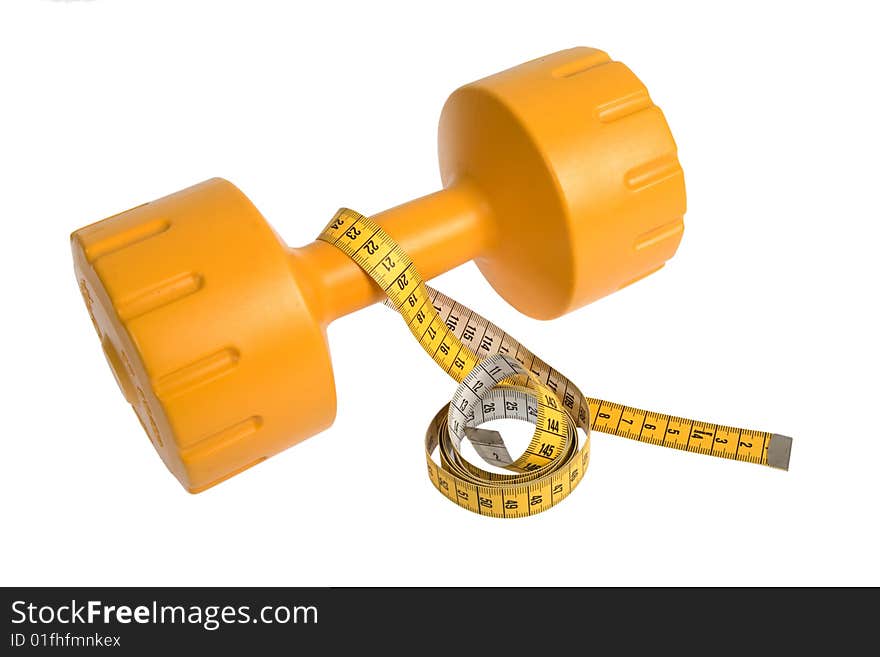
[71,48,792,509]
[318,209,792,517]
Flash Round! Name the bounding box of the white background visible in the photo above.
[1,0,877,586]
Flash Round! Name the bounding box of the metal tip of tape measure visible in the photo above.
[464,427,514,466]
[767,434,793,470]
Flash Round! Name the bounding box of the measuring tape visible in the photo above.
[318,208,792,517]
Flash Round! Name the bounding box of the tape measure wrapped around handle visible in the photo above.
[318,209,792,517]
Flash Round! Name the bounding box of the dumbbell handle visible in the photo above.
[292,182,490,324]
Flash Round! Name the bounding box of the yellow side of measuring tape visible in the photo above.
[319,208,792,517]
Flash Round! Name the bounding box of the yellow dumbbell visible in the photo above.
[71,47,685,492]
